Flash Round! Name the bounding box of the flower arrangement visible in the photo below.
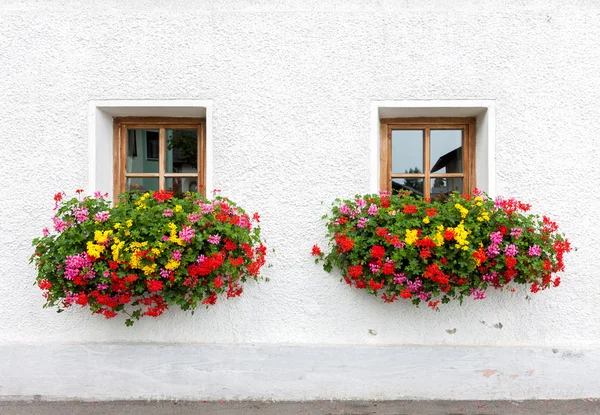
[31,190,267,325]
[312,189,571,310]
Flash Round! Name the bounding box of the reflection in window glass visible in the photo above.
[126,129,160,173]
[430,178,463,199]
[126,177,159,192]
[430,130,463,174]
[392,178,424,197]
[166,129,198,174]
[392,130,424,174]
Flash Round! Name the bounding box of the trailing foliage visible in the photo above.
[32,190,266,325]
[313,189,571,310]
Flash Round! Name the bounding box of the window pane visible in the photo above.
[430,130,463,174]
[126,177,159,192]
[126,130,160,173]
[392,130,424,174]
[392,178,424,197]
[166,177,197,195]
[430,177,463,198]
[166,129,198,173]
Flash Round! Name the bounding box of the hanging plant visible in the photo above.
[312,189,571,310]
[31,190,267,325]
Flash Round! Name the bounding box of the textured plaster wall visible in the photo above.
[1,0,599,352]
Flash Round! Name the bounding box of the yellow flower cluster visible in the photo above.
[135,193,151,211]
[450,221,470,250]
[111,237,125,261]
[86,241,105,259]
[127,241,148,269]
[405,229,419,245]
[167,222,185,246]
[94,230,112,244]
[454,203,469,219]
[422,216,430,224]
[433,225,445,247]
[165,258,180,270]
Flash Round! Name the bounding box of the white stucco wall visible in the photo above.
[1,0,599,400]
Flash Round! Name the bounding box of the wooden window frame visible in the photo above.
[113,117,206,198]
[380,117,476,198]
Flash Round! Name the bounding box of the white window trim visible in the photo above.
[88,100,213,200]
[371,100,496,197]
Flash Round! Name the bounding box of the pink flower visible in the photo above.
[201,203,214,213]
[419,291,431,301]
[73,206,89,223]
[470,288,486,300]
[94,211,110,222]
[356,198,366,209]
[196,255,206,263]
[160,269,170,278]
[367,204,378,215]
[42,228,49,237]
[510,228,522,238]
[339,204,351,215]
[486,244,500,258]
[357,217,368,228]
[528,245,542,257]
[378,190,391,198]
[494,197,505,209]
[97,283,109,290]
[369,263,380,274]
[489,232,503,244]
[93,191,108,199]
[505,244,518,257]
[393,273,406,284]
[473,187,483,197]
[162,235,170,242]
[163,209,173,217]
[172,250,182,261]
[178,226,195,243]
[53,217,67,232]
[208,234,221,245]
[188,213,201,223]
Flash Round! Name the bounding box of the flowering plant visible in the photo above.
[312,189,571,310]
[31,190,267,325]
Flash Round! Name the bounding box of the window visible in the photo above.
[113,117,206,197]
[379,117,476,198]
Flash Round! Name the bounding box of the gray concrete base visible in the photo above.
[1,343,599,400]
[1,400,600,415]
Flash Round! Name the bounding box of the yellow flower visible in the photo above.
[405,229,419,245]
[454,203,469,219]
[165,259,180,270]
[175,205,182,213]
[94,230,112,244]
[422,217,430,224]
[433,231,444,247]
[142,264,157,276]
[126,220,133,228]
[114,222,121,229]
[87,241,105,259]
[111,240,125,261]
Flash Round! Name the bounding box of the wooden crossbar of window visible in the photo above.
[113,117,206,199]
[379,117,476,198]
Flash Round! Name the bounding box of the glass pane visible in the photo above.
[166,177,197,196]
[126,177,159,193]
[126,130,160,173]
[430,130,463,174]
[430,177,464,198]
[392,130,424,174]
[166,129,198,173]
[392,178,424,197]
